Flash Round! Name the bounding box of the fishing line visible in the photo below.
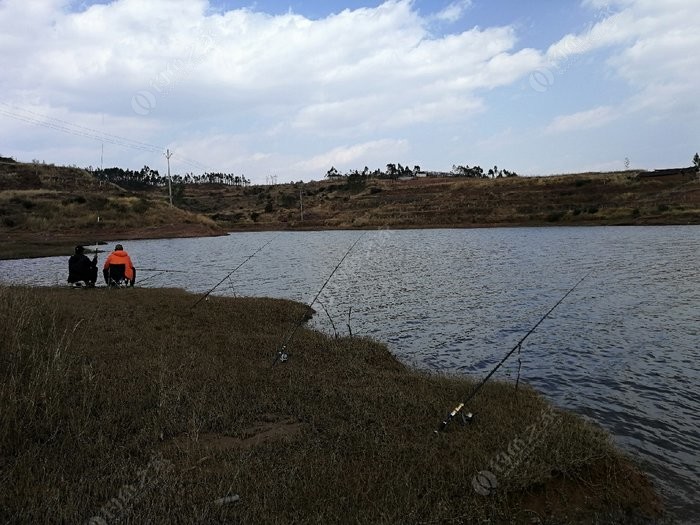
[272,233,365,366]
[139,268,191,273]
[315,298,339,338]
[515,343,522,393]
[140,268,235,276]
[138,271,167,285]
[436,272,591,433]
[191,235,278,308]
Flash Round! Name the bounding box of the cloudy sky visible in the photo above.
[0,0,698,183]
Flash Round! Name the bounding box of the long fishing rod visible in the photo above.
[436,272,590,433]
[272,233,365,366]
[139,268,191,273]
[141,268,231,275]
[191,235,277,308]
[137,271,166,285]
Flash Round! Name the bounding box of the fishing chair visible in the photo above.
[68,268,98,288]
[104,264,134,288]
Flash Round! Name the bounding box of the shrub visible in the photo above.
[108,200,129,213]
[278,193,297,208]
[62,196,87,206]
[657,204,670,212]
[547,211,565,222]
[132,198,151,214]
[88,197,109,210]
[9,197,34,209]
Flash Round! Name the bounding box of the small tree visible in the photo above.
[693,152,700,168]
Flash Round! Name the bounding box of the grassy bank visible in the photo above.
[0,286,662,523]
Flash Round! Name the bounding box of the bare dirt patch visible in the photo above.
[165,415,305,452]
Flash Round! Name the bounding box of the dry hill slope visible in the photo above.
[177,169,700,230]
[0,159,223,258]
[1,158,698,258]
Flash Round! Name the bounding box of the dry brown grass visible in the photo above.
[175,170,699,231]
[0,285,662,523]
[0,162,223,259]
[2,160,698,260]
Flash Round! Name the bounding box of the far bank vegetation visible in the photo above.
[1,155,698,254]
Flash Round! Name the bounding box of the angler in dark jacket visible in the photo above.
[67,245,98,287]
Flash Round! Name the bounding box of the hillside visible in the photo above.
[179,169,700,230]
[1,158,698,258]
[0,159,223,258]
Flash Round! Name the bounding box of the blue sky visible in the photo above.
[1,0,698,182]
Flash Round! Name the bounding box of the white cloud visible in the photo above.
[0,0,548,181]
[546,106,616,133]
[2,0,550,180]
[292,139,409,174]
[551,0,700,104]
[537,0,700,155]
[0,0,697,179]
[432,0,472,23]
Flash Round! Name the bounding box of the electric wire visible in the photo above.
[0,103,210,172]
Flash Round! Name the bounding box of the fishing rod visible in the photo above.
[137,271,167,285]
[436,272,590,433]
[139,268,191,273]
[272,233,365,366]
[191,235,277,308]
[91,241,99,288]
[141,268,231,276]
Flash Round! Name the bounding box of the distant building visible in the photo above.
[638,167,696,178]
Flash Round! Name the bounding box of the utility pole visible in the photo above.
[99,113,104,188]
[300,188,304,222]
[165,149,173,207]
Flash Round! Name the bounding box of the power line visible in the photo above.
[1,103,164,152]
[0,106,156,153]
[0,103,212,173]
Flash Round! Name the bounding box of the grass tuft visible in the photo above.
[0,286,662,523]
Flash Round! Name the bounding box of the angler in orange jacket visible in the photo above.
[103,244,137,287]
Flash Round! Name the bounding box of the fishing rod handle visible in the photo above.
[436,403,464,433]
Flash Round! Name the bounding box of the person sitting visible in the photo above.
[67,245,98,287]
[103,243,137,287]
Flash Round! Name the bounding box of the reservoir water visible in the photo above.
[1,226,698,521]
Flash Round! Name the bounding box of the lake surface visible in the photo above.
[1,226,698,521]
